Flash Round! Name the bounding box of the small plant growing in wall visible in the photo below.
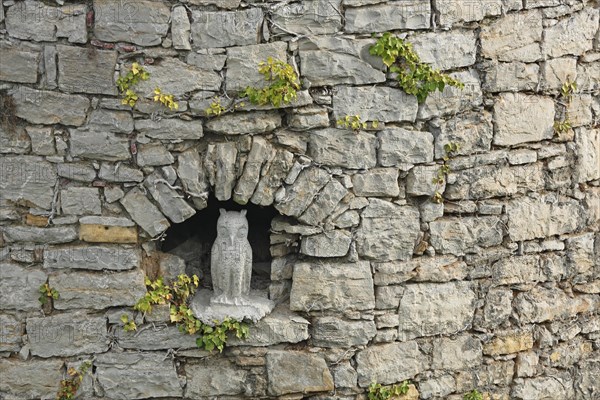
[336,114,380,133]
[206,57,300,116]
[432,142,460,203]
[56,360,92,400]
[464,389,484,400]
[370,33,464,103]
[117,62,178,110]
[123,274,249,352]
[368,381,410,400]
[39,283,59,306]
[553,77,577,135]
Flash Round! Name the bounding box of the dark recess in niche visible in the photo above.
[161,194,277,291]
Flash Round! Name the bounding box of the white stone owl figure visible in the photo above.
[210,209,252,306]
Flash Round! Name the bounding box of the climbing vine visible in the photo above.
[370,33,464,103]
[432,142,460,203]
[336,114,379,132]
[39,283,59,306]
[122,274,249,352]
[464,389,484,400]
[117,62,178,110]
[56,360,92,400]
[206,57,299,116]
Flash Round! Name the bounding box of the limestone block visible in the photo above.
[353,168,400,197]
[333,86,418,123]
[276,167,330,217]
[308,128,377,169]
[300,230,351,257]
[98,163,143,182]
[226,42,288,92]
[272,0,342,35]
[378,128,434,166]
[134,118,203,140]
[0,263,47,311]
[436,0,503,27]
[144,172,196,224]
[0,359,63,399]
[3,226,77,244]
[10,87,89,126]
[0,45,40,83]
[493,93,555,146]
[120,187,170,237]
[191,8,262,48]
[417,69,482,119]
[356,341,428,387]
[134,58,221,96]
[543,8,599,58]
[57,45,117,95]
[575,128,600,183]
[266,351,334,395]
[299,179,348,226]
[345,1,431,33]
[480,10,543,62]
[171,6,191,50]
[312,317,376,347]
[411,30,477,70]
[433,335,483,370]
[0,156,57,209]
[61,187,101,215]
[44,245,139,270]
[430,216,503,255]
[205,111,282,135]
[136,143,174,167]
[483,331,534,356]
[483,61,539,92]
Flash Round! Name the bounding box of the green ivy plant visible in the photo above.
[206,57,299,116]
[464,389,484,400]
[56,360,92,400]
[117,62,177,110]
[336,115,379,132]
[368,381,410,400]
[553,77,577,135]
[370,33,464,103]
[123,274,249,352]
[432,142,460,203]
[39,283,59,306]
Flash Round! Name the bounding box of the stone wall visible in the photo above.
[1,0,599,399]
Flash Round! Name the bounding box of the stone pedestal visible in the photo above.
[190,289,275,325]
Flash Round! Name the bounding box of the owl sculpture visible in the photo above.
[210,209,253,306]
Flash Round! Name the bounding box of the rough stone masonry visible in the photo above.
[0,0,599,399]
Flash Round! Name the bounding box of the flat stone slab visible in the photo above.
[190,290,275,325]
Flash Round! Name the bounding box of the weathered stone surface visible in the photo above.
[145,172,196,223]
[137,143,174,167]
[118,325,198,350]
[0,314,22,352]
[61,187,101,215]
[134,118,203,140]
[507,195,582,241]
[356,341,428,387]
[273,0,342,35]
[266,351,334,395]
[512,374,574,400]
[288,106,330,131]
[577,61,600,92]
[44,245,139,270]
[276,167,330,217]
[481,10,543,62]
[0,45,40,83]
[308,128,377,169]
[26,126,54,156]
[446,163,544,200]
[0,156,57,209]
[493,93,555,146]
[356,199,420,261]
[214,142,238,201]
[205,111,282,135]
[435,0,503,27]
[411,30,477,70]
[406,165,441,197]
[483,61,539,92]
[345,1,431,33]
[333,86,418,123]
[312,317,376,347]
[10,87,89,126]
[3,226,78,244]
[27,313,108,357]
[252,149,295,206]
[0,125,30,154]
[543,8,599,58]
[575,358,600,399]
[185,361,247,397]
[430,216,502,255]
[433,335,482,370]
[6,1,87,43]
[377,128,434,166]
[491,255,547,285]
[299,179,348,226]
[353,168,400,197]
[374,255,463,285]
[541,57,577,91]
[226,42,288,92]
[134,58,221,95]
[79,216,138,244]
[290,261,375,311]
[0,359,63,399]
[94,0,170,46]
[299,36,385,86]
[187,53,227,71]
[96,352,183,399]
[51,269,146,310]
[301,230,351,257]
[0,263,46,311]
[228,306,309,346]
[419,375,455,399]
[120,187,170,236]
[171,6,191,50]
[417,69,482,119]
[398,282,476,340]
[192,8,262,48]
[177,149,210,205]
[514,286,593,323]
[57,45,116,95]
[433,111,492,158]
[575,128,600,183]
[70,128,130,161]
[484,331,534,356]
[234,136,272,204]
[99,163,143,182]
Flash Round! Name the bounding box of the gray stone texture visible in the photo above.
[356,341,428,387]
[61,187,101,215]
[57,45,117,95]
[480,10,543,62]
[226,42,288,92]
[0,156,57,209]
[0,359,63,399]
[266,351,334,395]
[0,263,47,311]
[0,45,40,84]
[345,1,431,33]
[493,93,555,146]
[308,128,377,169]
[120,187,170,236]
[192,8,263,48]
[10,87,90,126]
[334,85,418,123]
[44,245,139,270]
[273,0,342,35]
